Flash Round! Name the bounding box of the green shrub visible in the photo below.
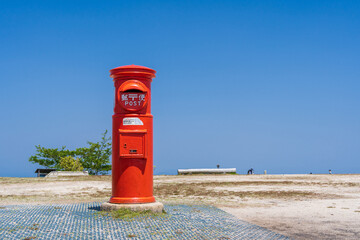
[59,156,84,171]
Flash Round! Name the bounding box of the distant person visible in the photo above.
[247,168,254,175]
[329,169,332,174]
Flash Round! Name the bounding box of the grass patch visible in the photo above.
[228,190,318,199]
[0,175,111,185]
[154,181,339,202]
[154,182,338,200]
[97,208,167,220]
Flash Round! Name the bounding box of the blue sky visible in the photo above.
[0,0,359,177]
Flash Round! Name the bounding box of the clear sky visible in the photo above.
[1,0,359,177]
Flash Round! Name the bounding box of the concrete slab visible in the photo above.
[45,171,89,177]
[101,201,164,213]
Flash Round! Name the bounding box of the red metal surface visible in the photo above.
[109,64,156,204]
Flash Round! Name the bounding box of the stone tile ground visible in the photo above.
[0,203,289,239]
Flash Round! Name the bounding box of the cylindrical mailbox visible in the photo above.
[109,64,156,204]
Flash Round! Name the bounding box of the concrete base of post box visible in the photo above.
[100,201,164,213]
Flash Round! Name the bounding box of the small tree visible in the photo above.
[29,145,76,170]
[29,131,112,175]
[59,156,84,171]
[76,130,112,175]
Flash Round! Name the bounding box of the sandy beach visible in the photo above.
[1,174,359,239]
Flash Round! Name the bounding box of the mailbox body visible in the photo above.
[109,65,156,204]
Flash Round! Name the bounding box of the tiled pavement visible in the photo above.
[0,203,290,239]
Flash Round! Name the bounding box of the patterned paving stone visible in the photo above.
[0,203,290,239]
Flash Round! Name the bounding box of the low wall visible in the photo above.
[45,171,89,177]
[177,168,236,175]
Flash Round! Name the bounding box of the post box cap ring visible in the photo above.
[110,65,156,79]
[117,80,149,112]
[118,80,148,93]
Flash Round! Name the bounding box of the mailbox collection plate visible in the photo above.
[119,129,147,158]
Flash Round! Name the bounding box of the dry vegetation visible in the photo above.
[154,181,324,201]
[0,175,111,184]
[0,174,357,205]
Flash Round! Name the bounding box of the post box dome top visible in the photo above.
[110,64,156,79]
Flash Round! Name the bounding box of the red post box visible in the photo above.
[109,64,156,204]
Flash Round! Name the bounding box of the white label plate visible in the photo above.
[123,117,144,126]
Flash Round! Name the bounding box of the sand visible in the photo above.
[0,174,359,239]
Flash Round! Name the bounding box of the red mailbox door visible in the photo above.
[119,130,147,159]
